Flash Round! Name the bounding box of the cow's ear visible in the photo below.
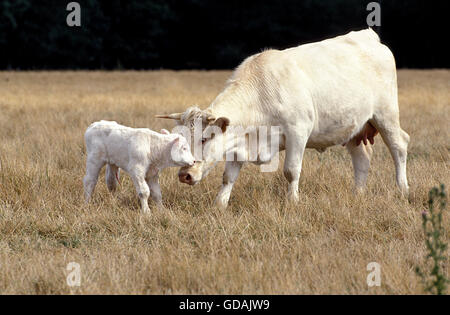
[212,117,230,133]
[161,129,170,135]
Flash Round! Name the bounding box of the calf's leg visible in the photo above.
[129,168,151,214]
[105,164,120,192]
[83,157,105,202]
[147,174,163,209]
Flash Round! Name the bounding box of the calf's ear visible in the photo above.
[161,129,170,135]
[171,136,180,145]
[211,117,230,133]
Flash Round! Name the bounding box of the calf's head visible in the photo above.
[169,135,195,167]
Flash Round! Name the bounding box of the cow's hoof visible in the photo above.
[141,207,152,215]
[287,191,299,204]
[354,186,365,194]
[214,200,228,210]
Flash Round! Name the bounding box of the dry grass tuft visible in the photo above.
[0,70,448,294]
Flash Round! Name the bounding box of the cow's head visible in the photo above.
[179,116,230,185]
[156,106,230,185]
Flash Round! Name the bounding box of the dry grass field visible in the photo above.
[0,70,448,294]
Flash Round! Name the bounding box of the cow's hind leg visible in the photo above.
[346,140,373,192]
[371,116,410,195]
[83,157,105,202]
[105,164,120,192]
[215,161,243,209]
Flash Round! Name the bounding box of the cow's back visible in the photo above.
[209,28,398,147]
[285,28,396,97]
[280,28,398,147]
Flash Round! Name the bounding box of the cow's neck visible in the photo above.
[208,81,261,127]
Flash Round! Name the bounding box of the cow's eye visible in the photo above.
[201,138,207,144]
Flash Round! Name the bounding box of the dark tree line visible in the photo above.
[0,0,448,69]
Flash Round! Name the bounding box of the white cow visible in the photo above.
[157,28,410,208]
[83,120,195,213]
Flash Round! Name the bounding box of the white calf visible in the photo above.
[83,121,194,213]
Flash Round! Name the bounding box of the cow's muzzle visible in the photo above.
[178,161,203,185]
[178,169,196,185]
[179,173,193,185]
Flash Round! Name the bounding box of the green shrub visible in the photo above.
[416,184,448,295]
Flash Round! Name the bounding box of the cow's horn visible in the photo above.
[206,114,216,122]
[155,113,183,120]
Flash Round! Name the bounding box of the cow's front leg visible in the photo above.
[283,131,308,203]
[215,161,243,209]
